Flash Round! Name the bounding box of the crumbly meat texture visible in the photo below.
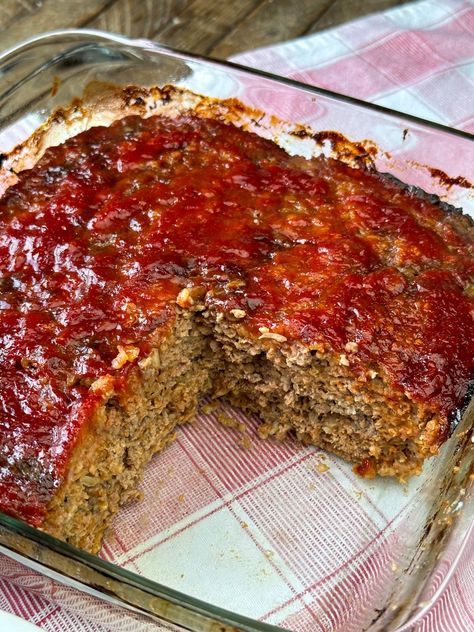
[1,111,474,552]
[42,312,215,552]
[43,309,440,552]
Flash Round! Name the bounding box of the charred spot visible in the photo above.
[309,130,377,167]
[105,397,120,410]
[428,167,472,190]
[448,378,474,437]
[122,86,148,109]
[50,109,66,125]
[0,276,15,292]
[291,128,310,139]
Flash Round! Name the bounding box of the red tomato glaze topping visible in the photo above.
[0,114,473,523]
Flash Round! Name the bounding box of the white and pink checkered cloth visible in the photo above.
[1,1,474,630]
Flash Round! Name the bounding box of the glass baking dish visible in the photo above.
[0,29,473,632]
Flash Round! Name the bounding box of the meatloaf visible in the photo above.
[1,101,473,553]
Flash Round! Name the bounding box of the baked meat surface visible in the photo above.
[1,113,473,551]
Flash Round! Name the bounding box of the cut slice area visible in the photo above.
[42,311,215,552]
[41,306,440,553]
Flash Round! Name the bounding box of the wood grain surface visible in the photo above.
[1,0,412,57]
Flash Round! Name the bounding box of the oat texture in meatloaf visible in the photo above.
[1,111,474,552]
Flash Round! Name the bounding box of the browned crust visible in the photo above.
[0,82,381,196]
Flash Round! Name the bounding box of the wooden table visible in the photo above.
[1,0,411,58]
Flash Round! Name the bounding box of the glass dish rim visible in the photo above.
[0,512,289,632]
[0,27,473,144]
[0,27,473,632]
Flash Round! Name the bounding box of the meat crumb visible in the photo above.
[345,341,358,353]
[239,435,253,450]
[230,308,247,319]
[201,401,220,415]
[339,354,350,366]
[112,344,140,369]
[259,332,287,343]
[316,462,330,473]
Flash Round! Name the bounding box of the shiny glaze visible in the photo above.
[1,114,473,523]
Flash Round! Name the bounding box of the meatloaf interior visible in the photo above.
[41,305,438,553]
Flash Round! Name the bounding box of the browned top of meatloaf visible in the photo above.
[1,113,474,524]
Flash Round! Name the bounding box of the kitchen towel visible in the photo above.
[1,1,473,631]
